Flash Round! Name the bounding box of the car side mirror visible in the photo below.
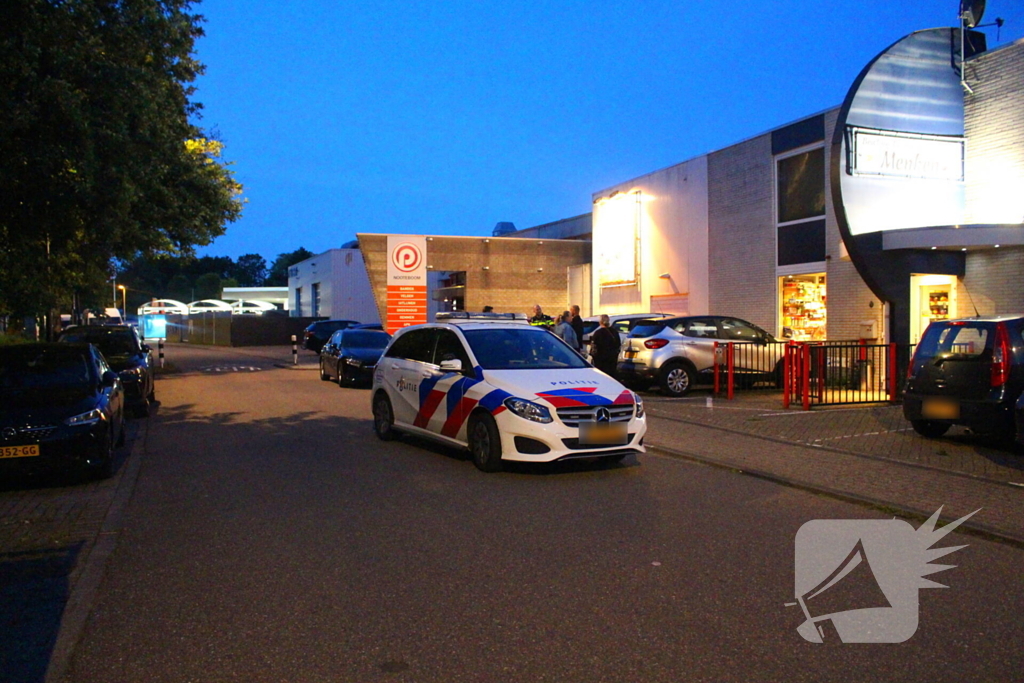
[439,359,463,372]
[101,370,118,387]
[140,344,151,353]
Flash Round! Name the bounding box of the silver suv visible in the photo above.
[618,316,784,396]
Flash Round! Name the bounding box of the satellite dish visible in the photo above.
[960,0,985,28]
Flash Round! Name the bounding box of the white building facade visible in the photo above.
[287,248,380,323]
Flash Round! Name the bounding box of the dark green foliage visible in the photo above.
[0,0,244,321]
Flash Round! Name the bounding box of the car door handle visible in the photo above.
[390,364,400,370]
[421,371,434,378]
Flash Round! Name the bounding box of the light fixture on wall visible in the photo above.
[537,268,543,272]
[482,266,490,270]
[659,272,671,279]
[483,238,490,243]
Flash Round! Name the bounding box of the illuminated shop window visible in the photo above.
[780,274,826,341]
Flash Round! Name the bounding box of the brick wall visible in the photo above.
[358,234,591,323]
[962,39,1024,314]
[823,108,886,340]
[964,39,1024,225]
[707,134,776,332]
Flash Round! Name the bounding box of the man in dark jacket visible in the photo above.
[590,314,620,378]
[569,305,585,352]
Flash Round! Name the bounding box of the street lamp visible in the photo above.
[118,285,127,320]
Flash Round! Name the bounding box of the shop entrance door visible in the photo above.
[909,274,957,344]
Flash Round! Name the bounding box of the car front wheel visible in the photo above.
[660,362,694,397]
[373,393,396,441]
[319,359,331,381]
[468,412,503,473]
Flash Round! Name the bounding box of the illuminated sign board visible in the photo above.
[594,191,640,287]
[848,128,964,182]
[385,235,427,334]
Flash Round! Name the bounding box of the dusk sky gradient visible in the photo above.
[191,0,1024,262]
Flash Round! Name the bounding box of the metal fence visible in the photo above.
[713,340,915,409]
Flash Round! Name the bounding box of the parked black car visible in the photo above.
[303,319,360,353]
[319,328,391,385]
[903,315,1024,443]
[58,324,154,417]
[0,343,125,479]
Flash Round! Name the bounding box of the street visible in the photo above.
[4,345,1023,682]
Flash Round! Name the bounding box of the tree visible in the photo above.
[266,248,314,286]
[0,0,244,326]
[234,253,267,287]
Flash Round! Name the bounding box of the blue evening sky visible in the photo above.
[192,0,1023,261]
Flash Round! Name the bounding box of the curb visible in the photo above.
[645,441,1024,548]
[44,418,150,682]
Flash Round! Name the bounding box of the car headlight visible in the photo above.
[634,393,645,419]
[119,366,144,380]
[65,408,104,426]
[345,358,363,367]
[503,397,553,423]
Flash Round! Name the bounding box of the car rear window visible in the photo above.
[916,323,991,360]
[629,322,668,338]
[59,329,137,355]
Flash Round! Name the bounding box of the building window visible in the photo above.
[295,287,302,316]
[780,274,826,341]
[312,283,321,317]
[776,147,826,266]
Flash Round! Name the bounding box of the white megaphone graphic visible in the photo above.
[787,507,979,643]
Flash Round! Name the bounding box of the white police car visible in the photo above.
[371,312,647,472]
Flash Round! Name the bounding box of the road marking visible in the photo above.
[199,365,264,373]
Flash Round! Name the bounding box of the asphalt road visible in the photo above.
[59,346,1024,682]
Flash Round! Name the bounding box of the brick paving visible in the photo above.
[642,390,1024,544]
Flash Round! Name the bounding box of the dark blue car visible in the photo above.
[319,328,391,386]
[58,324,154,417]
[0,343,125,479]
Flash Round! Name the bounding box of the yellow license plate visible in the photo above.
[624,350,637,359]
[922,398,959,419]
[580,422,627,445]
[0,444,41,458]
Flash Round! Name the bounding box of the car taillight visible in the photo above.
[645,338,669,349]
[991,322,1011,388]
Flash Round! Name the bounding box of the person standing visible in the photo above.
[569,304,584,351]
[552,311,579,350]
[528,304,553,328]
[590,314,620,378]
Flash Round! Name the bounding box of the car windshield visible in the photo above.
[463,328,589,370]
[0,347,94,389]
[342,331,389,349]
[59,328,136,355]
[582,321,600,334]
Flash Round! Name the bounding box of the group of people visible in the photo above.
[525,304,620,379]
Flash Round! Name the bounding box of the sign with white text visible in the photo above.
[850,128,964,182]
[386,235,428,334]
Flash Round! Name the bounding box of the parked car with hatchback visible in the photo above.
[320,328,391,386]
[302,319,360,353]
[581,313,677,346]
[904,314,1024,443]
[618,315,783,396]
[371,312,647,472]
[58,324,154,417]
[0,343,125,479]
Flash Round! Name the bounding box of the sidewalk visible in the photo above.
[642,391,1024,545]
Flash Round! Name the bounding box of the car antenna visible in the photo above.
[960,280,980,316]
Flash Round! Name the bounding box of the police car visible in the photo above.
[371,312,647,472]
